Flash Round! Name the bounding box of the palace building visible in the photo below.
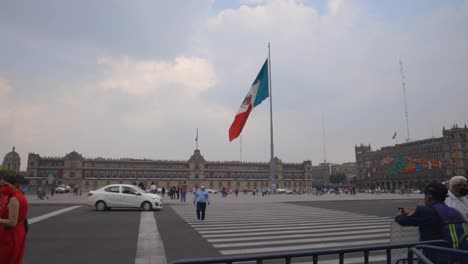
[355,125,468,190]
[25,149,338,191]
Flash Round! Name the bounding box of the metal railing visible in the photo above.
[170,240,447,264]
[409,245,468,264]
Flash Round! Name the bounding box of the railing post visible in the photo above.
[339,253,344,264]
[313,255,318,264]
[284,256,291,264]
[364,251,369,264]
[256,259,262,264]
[407,249,414,264]
[386,249,391,264]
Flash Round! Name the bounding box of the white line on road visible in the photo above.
[202,224,389,238]
[207,228,390,243]
[220,239,390,255]
[214,233,389,248]
[28,206,81,225]
[197,221,390,234]
[187,215,388,226]
[191,218,389,230]
[135,212,167,264]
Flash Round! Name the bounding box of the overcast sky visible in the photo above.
[1,0,468,169]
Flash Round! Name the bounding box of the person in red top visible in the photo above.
[0,173,29,264]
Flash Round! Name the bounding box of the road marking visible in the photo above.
[220,239,390,255]
[135,212,167,264]
[28,206,81,225]
[202,224,389,238]
[187,215,388,226]
[191,218,389,230]
[214,233,389,248]
[207,228,390,243]
[197,222,390,234]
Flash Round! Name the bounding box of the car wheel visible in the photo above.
[95,201,107,212]
[141,201,152,211]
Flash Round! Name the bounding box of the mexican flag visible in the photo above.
[229,59,269,142]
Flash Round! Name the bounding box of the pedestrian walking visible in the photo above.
[193,185,210,221]
[180,182,187,202]
[0,172,29,264]
[161,187,166,198]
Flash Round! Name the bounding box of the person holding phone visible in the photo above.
[395,182,445,241]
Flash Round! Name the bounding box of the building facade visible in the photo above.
[355,126,468,190]
[2,147,21,172]
[26,149,333,191]
[331,162,358,184]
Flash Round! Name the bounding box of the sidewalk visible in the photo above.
[27,192,424,206]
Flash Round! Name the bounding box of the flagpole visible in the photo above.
[196,128,199,150]
[240,135,243,162]
[268,43,276,193]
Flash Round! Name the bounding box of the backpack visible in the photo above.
[432,202,468,249]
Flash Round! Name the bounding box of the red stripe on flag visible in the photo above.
[229,104,253,142]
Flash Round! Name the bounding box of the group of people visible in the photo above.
[395,176,468,262]
[0,172,29,264]
[139,181,188,202]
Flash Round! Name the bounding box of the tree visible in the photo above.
[329,174,347,184]
[0,168,29,185]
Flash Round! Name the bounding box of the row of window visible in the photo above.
[205,175,270,180]
[84,171,189,179]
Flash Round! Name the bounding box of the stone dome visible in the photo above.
[4,147,20,160]
[2,147,21,171]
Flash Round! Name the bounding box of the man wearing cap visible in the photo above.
[193,185,210,221]
[445,176,468,221]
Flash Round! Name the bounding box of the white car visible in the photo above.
[55,185,71,193]
[87,184,163,211]
[206,188,218,194]
[276,188,286,194]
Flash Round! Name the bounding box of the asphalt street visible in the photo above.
[289,198,423,217]
[23,195,424,264]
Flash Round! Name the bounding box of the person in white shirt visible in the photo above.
[445,175,468,220]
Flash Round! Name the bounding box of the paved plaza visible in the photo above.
[24,193,424,264]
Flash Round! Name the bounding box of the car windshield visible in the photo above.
[132,186,146,193]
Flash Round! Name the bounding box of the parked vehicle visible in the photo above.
[87,184,163,211]
[276,188,286,194]
[55,185,71,193]
[206,188,218,194]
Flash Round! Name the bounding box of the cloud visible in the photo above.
[1,1,468,169]
[0,77,12,126]
[98,56,217,97]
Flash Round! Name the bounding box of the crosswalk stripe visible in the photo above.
[214,233,389,248]
[197,222,390,234]
[220,239,390,255]
[207,228,390,243]
[191,218,390,230]
[173,203,393,260]
[202,224,390,238]
[186,216,388,226]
